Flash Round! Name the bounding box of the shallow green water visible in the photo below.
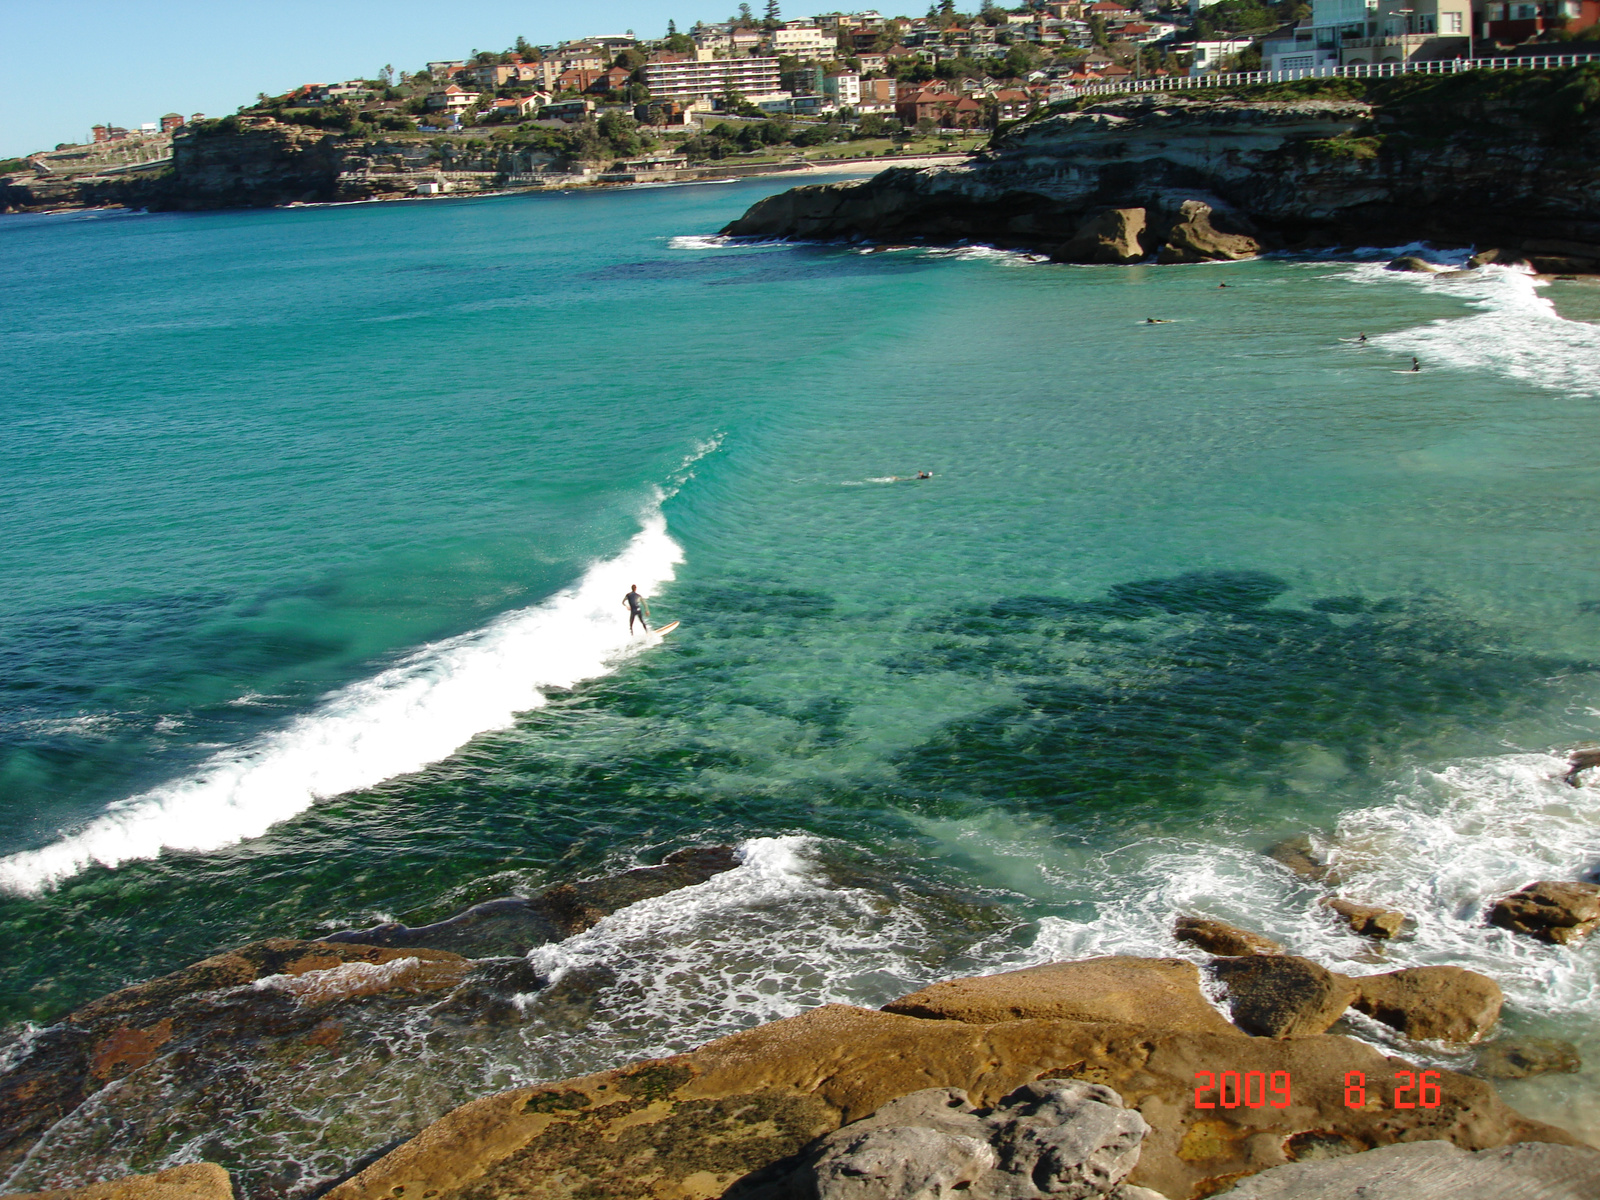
[4,180,1600,1191]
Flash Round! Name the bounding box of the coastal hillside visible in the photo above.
[722,67,1600,270]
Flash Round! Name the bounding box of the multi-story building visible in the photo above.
[425,86,482,112]
[644,56,786,101]
[822,69,862,107]
[1338,0,1473,62]
[160,113,185,133]
[770,23,836,59]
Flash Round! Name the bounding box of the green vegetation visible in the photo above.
[1303,133,1383,159]
[0,157,29,173]
[1193,0,1307,37]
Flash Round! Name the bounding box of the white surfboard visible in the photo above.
[654,620,680,638]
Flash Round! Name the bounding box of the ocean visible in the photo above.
[4,176,1600,1194]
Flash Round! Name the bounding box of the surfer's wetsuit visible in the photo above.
[625,589,649,633]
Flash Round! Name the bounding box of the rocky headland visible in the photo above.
[722,70,1600,273]
[6,823,1600,1200]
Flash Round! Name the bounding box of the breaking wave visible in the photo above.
[0,505,686,896]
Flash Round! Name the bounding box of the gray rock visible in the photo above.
[1385,255,1440,273]
[1208,1138,1600,1199]
[800,1080,1150,1200]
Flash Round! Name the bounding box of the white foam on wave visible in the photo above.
[1003,749,1600,1026]
[0,504,686,896]
[1337,260,1600,398]
[525,836,944,1058]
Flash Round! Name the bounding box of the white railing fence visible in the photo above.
[1062,51,1600,99]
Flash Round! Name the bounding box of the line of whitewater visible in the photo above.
[0,505,685,897]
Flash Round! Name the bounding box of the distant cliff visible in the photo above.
[0,117,563,214]
[722,69,1600,272]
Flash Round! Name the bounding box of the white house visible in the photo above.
[1188,37,1258,72]
[823,69,862,107]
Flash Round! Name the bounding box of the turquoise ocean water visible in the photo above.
[4,177,1600,1192]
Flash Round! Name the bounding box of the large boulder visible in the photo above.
[1321,899,1405,939]
[320,1001,1577,1200]
[1487,881,1600,945]
[1156,201,1260,264]
[791,1081,1150,1199]
[882,957,1243,1037]
[3,1163,234,1200]
[1209,1138,1600,1198]
[1209,956,1356,1038]
[1350,966,1503,1043]
[1174,917,1282,957]
[1056,208,1150,265]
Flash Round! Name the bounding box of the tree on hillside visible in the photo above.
[1004,41,1041,75]
[668,18,678,34]
[514,36,533,57]
[764,0,782,29]
[739,2,755,24]
[938,0,956,16]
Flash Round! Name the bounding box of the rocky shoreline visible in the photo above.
[5,813,1600,1200]
[720,73,1600,274]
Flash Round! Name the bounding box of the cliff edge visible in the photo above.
[721,70,1600,272]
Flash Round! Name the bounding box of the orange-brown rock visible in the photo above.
[1351,966,1503,1043]
[2,1162,234,1200]
[1174,917,1283,957]
[1488,881,1600,945]
[882,956,1243,1037]
[1322,898,1406,939]
[322,1003,1575,1200]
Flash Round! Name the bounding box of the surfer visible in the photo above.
[916,471,932,479]
[1410,357,1421,372]
[1146,317,1170,324]
[623,584,650,634]
[1357,332,1368,344]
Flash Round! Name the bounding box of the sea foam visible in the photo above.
[0,507,685,896]
[1341,261,1600,398]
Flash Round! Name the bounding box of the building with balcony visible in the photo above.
[771,24,836,59]
[1338,0,1472,62]
[644,56,785,102]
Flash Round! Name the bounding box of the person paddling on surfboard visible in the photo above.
[624,584,650,634]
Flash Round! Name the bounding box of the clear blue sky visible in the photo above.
[0,0,742,158]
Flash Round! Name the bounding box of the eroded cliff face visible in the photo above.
[722,88,1600,270]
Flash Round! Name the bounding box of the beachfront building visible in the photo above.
[1338,0,1473,61]
[644,56,785,102]
[1261,20,1340,69]
[1187,37,1258,72]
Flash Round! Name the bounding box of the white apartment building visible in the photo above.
[770,24,836,59]
[822,70,862,107]
[644,56,785,101]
